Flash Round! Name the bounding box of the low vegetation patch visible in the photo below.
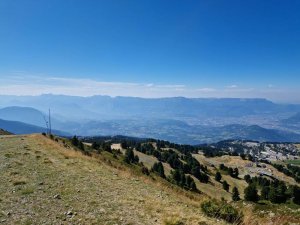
[13,180,27,186]
[163,217,185,225]
[201,200,243,224]
[21,187,34,195]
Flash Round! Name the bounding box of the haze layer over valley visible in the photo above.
[1,95,300,144]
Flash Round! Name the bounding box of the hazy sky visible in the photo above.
[0,1,300,102]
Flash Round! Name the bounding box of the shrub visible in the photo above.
[163,218,184,225]
[141,166,150,175]
[201,200,243,224]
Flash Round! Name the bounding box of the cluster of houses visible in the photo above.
[239,141,299,162]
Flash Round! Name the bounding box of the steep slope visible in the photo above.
[0,134,221,225]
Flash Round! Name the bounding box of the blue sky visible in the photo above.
[0,1,300,102]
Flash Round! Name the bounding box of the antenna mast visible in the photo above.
[49,108,52,135]
[43,116,49,134]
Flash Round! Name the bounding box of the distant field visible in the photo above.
[284,159,300,165]
[192,154,248,200]
[192,153,298,190]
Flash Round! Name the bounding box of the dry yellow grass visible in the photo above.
[1,134,298,225]
[134,150,159,168]
[193,154,298,187]
[0,134,225,225]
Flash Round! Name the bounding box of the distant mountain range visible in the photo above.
[0,118,68,136]
[1,94,300,121]
[0,94,300,144]
[0,106,46,127]
[282,112,300,124]
[72,120,300,144]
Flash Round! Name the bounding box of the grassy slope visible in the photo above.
[0,134,223,225]
[112,143,173,176]
[193,154,298,189]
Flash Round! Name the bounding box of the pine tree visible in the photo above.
[269,182,288,204]
[186,175,197,191]
[261,185,270,200]
[171,169,181,184]
[223,180,230,192]
[244,184,259,202]
[215,171,222,182]
[292,185,300,205]
[180,172,186,187]
[232,187,240,201]
[134,155,139,164]
[71,136,79,146]
[91,142,99,149]
[124,149,135,164]
[228,168,234,177]
[244,174,251,183]
[78,141,85,151]
[240,153,246,160]
[152,162,166,178]
[268,185,278,203]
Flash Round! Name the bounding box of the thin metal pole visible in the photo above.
[49,108,52,135]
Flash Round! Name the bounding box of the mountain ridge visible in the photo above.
[0,118,69,136]
[1,95,300,144]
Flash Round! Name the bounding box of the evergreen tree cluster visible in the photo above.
[243,175,300,204]
[219,164,239,178]
[136,144,209,183]
[151,162,165,178]
[170,169,197,191]
[202,146,227,157]
[124,149,139,164]
[239,153,254,161]
[272,163,300,183]
[71,136,85,151]
[244,183,259,202]
[91,141,112,153]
